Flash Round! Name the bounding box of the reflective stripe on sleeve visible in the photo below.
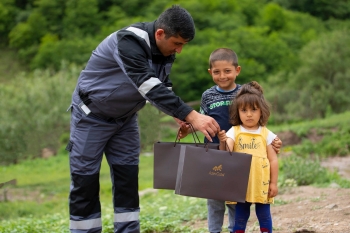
[114,212,139,223]
[70,218,102,230]
[138,77,162,96]
[126,27,150,48]
[167,87,172,91]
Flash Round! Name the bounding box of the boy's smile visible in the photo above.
[208,60,241,91]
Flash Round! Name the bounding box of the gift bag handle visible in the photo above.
[204,140,233,156]
[174,123,201,146]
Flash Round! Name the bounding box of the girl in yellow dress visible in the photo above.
[217,81,278,233]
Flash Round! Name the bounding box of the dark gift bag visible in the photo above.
[175,145,252,202]
[153,125,219,190]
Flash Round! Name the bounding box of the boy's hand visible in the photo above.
[174,118,191,139]
[271,137,282,154]
[178,124,191,139]
[217,130,227,142]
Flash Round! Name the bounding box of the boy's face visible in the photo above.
[208,60,241,91]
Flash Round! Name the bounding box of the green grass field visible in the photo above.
[0,150,210,233]
[1,112,350,232]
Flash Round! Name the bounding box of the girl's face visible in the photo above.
[238,104,261,130]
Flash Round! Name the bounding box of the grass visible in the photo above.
[269,111,350,137]
[0,150,210,232]
[270,111,350,157]
[1,113,350,232]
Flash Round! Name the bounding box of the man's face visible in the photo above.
[155,29,188,57]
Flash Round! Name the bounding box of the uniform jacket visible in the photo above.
[72,21,193,120]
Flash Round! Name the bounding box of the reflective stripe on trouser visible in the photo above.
[68,105,140,233]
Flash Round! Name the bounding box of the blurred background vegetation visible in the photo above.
[0,0,350,163]
[1,1,350,232]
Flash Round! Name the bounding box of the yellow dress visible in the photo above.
[228,125,273,204]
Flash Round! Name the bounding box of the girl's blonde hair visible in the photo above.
[229,81,270,126]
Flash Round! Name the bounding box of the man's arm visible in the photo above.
[116,29,220,141]
[116,29,194,120]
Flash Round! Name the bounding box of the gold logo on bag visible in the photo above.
[213,165,222,171]
[209,165,225,176]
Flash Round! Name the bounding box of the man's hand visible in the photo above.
[184,110,220,142]
[271,137,282,154]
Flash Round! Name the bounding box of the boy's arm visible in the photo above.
[267,144,278,198]
[271,137,282,154]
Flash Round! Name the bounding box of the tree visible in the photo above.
[8,10,46,49]
[35,0,66,36]
[266,30,350,122]
[273,0,350,20]
[62,0,101,37]
[0,0,18,44]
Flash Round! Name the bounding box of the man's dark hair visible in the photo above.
[155,5,195,41]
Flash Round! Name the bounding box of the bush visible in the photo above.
[281,154,340,186]
[0,63,80,164]
[138,103,162,151]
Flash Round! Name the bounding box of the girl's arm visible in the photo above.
[217,130,234,151]
[267,144,278,198]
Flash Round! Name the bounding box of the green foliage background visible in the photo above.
[0,1,350,166]
[1,1,350,231]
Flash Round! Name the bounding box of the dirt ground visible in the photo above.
[188,131,350,233]
[190,185,350,233]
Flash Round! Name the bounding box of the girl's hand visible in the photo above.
[217,130,227,142]
[268,183,278,198]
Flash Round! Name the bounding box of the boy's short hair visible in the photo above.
[155,5,195,41]
[209,48,238,68]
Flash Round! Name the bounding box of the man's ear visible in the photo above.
[207,69,212,75]
[155,29,165,40]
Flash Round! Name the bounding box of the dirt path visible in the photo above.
[189,155,350,233]
[189,186,350,233]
